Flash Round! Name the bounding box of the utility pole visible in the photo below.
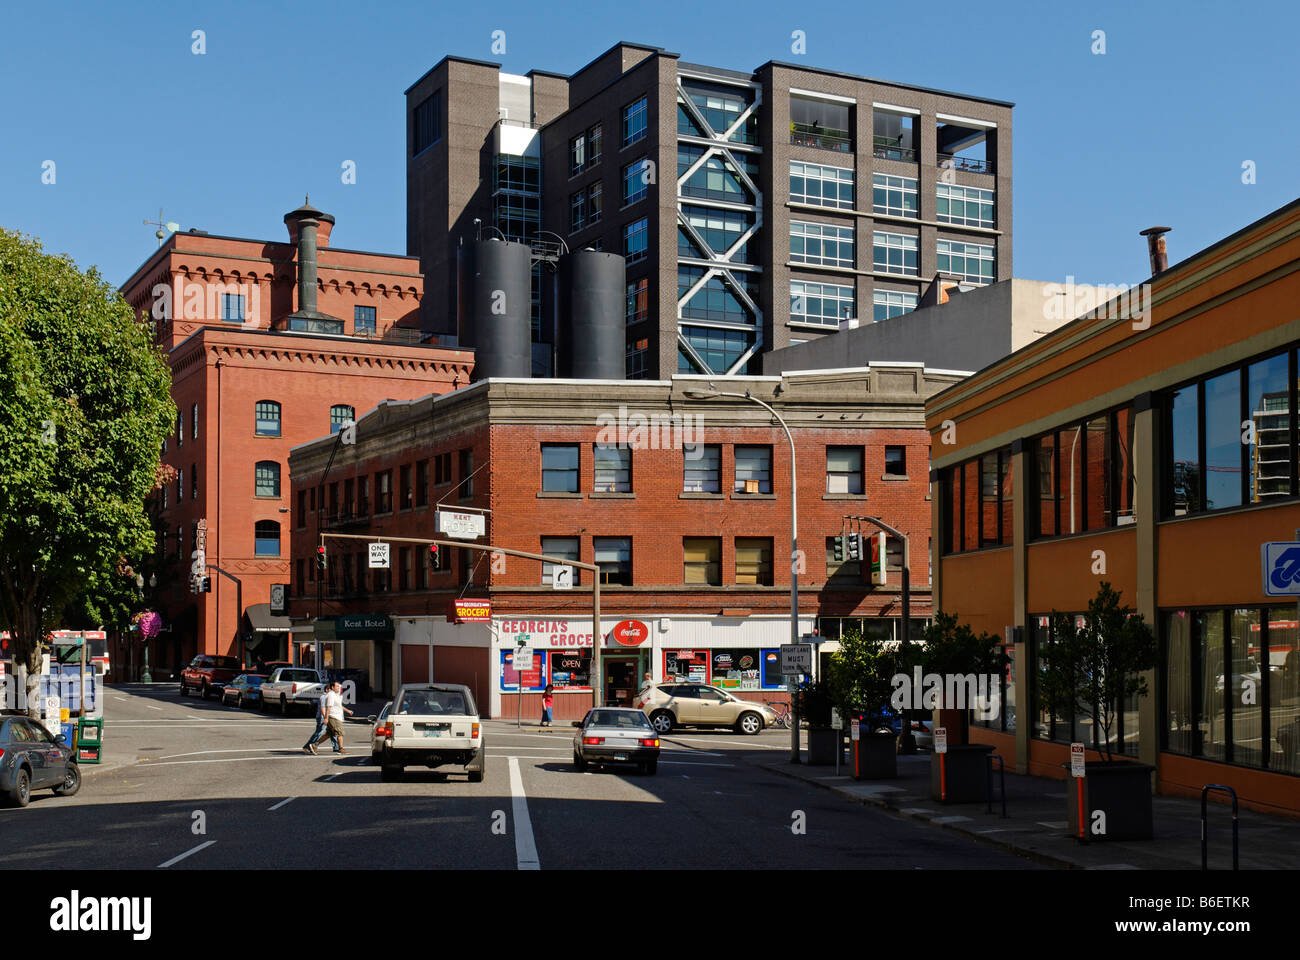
[860,516,916,754]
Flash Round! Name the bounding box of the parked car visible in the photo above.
[368,701,393,760]
[258,667,328,715]
[1215,657,1263,700]
[180,655,244,700]
[908,718,935,750]
[221,674,268,708]
[635,682,777,735]
[572,707,660,774]
[0,713,80,807]
[380,683,485,783]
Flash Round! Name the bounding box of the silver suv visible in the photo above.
[634,682,777,735]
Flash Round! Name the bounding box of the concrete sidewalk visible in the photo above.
[760,748,1296,870]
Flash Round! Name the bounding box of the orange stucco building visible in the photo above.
[117,201,472,677]
[929,199,1300,816]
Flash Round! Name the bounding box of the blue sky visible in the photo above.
[2,0,1296,289]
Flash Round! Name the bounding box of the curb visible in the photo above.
[758,759,1082,870]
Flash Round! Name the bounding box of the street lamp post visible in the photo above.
[862,516,916,754]
[684,385,802,763]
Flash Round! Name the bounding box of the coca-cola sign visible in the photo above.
[610,619,649,647]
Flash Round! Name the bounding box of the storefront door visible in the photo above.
[604,656,639,707]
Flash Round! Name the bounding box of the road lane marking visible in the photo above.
[508,758,540,871]
[146,705,164,711]
[158,840,216,868]
[144,755,315,767]
[268,797,296,811]
[658,760,735,768]
[665,736,781,750]
[158,748,295,760]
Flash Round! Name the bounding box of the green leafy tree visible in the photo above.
[911,613,1007,743]
[0,229,173,715]
[827,629,896,722]
[1038,582,1158,762]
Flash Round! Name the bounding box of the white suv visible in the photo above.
[635,682,777,735]
[380,683,485,783]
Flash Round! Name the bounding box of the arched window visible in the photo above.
[255,461,281,498]
[191,463,198,499]
[254,520,280,557]
[330,404,355,435]
[255,400,281,437]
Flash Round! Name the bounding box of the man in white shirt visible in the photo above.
[307,681,353,754]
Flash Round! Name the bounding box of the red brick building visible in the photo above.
[117,201,472,677]
[287,369,951,719]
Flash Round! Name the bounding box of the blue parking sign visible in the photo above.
[1261,541,1300,596]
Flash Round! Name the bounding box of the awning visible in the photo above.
[245,603,292,634]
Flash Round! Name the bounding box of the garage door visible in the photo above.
[399,644,429,685]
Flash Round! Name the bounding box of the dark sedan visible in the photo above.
[221,673,268,708]
[0,713,80,807]
[572,707,660,775]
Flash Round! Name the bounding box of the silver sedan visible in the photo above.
[572,707,661,775]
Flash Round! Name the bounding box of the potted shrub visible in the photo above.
[794,679,839,765]
[1040,582,1158,841]
[828,629,899,778]
[911,613,1008,802]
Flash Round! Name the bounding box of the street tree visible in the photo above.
[0,228,173,715]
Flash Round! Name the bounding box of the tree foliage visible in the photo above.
[1038,582,1158,761]
[0,228,173,712]
[914,612,1007,680]
[827,629,897,720]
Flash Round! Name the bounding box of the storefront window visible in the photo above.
[1165,610,1196,755]
[1229,608,1263,767]
[549,650,592,689]
[1198,611,1227,762]
[709,649,764,691]
[1205,370,1243,511]
[665,649,710,683]
[1269,611,1299,775]
[500,649,548,691]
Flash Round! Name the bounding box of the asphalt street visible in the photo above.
[1,685,1039,870]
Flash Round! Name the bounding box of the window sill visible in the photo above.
[591,491,635,499]
[822,493,868,500]
[881,474,909,481]
[680,492,723,499]
[538,491,584,499]
[730,492,776,500]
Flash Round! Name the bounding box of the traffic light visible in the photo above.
[200,577,211,593]
[847,532,861,561]
[316,545,327,573]
[833,535,845,562]
[428,542,439,570]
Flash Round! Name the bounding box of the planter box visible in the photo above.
[807,726,841,765]
[930,744,994,803]
[1064,761,1154,841]
[852,732,898,779]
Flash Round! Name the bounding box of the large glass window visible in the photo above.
[936,183,994,228]
[681,151,753,203]
[1165,348,1299,517]
[255,400,281,437]
[872,231,918,276]
[944,447,1014,552]
[541,444,580,493]
[680,272,756,325]
[684,537,721,585]
[588,123,602,165]
[354,305,376,336]
[626,278,648,325]
[569,190,586,233]
[791,280,854,327]
[678,325,754,374]
[872,174,919,218]
[873,289,918,323]
[593,445,631,493]
[413,92,442,154]
[569,133,586,176]
[682,80,757,143]
[936,239,994,284]
[682,206,755,262]
[872,109,915,161]
[1030,407,1135,539]
[594,537,632,585]
[255,461,280,498]
[791,221,855,268]
[622,96,647,147]
[685,444,721,493]
[221,293,245,322]
[790,161,854,209]
[734,445,772,493]
[790,96,851,152]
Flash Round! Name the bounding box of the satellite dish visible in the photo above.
[165,221,180,233]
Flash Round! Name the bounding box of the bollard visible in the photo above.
[1200,784,1239,871]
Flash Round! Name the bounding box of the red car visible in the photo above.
[180,655,244,700]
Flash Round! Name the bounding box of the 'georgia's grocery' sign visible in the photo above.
[497,618,651,647]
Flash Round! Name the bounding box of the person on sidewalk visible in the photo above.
[303,695,327,754]
[307,681,353,754]
[540,684,554,727]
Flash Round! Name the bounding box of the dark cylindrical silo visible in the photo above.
[559,249,626,379]
[458,238,532,381]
